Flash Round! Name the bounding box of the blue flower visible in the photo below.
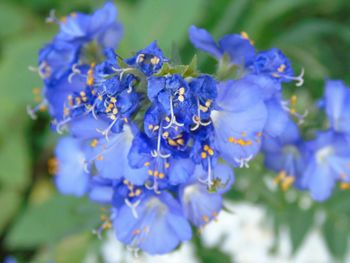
[212,78,267,166]
[125,41,168,76]
[179,163,234,227]
[56,2,123,48]
[301,131,350,201]
[188,25,255,66]
[323,80,350,134]
[263,120,306,190]
[54,137,90,196]
[113,192,192,255]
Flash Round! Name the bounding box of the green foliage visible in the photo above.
[6,195,100,249]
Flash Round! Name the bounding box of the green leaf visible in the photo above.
[6,195,101,249]
[287,206,314,254]
[322,215,349,260]
[117,0,204,55]
[0,119,30,191]
[0,190,21,233]
[0,3,27,38]
[0,33,53,121]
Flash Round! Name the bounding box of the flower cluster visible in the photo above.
[28,2,349,255]
[263,80,350,201]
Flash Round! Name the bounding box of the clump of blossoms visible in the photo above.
[28,2,350,255]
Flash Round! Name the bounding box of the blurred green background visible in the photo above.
[0,0,350,262]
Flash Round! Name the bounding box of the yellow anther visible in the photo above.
[165,116,171,122]
[144,162,150,167]
[274,170,286,184]
[241,132,247,137]
[199,105,208,112]
[178,95,185,102]
[240,31,254,45]
[177,138,185,145]
[90,139,98,148]
[137,54,145,63]
[179,87,185,94]
[123,179,129,184]
[165,162,170,169]
[257,132,262,137]
[32,88,41,95]
[135,189,142,196]
[102,221,112,230]
[201,152,207,159]
[154,170,159,177]
[110,97,117,103]
[112,108,118,115]
[205,100,212,107]
[153,125,159,131]
[204,145,210,151]
[48,158,58,175]
[110,115,117,120]
[75,97,81,105]
[208,149,214,156]
[80,91,86,97]
[132,229,141,235]
[97,155,104,161]
[162,131,169,138]
[278,64,286,73]
[168,139,178,146]
[98,95,103,100]
[202,215,209,223]
[159,173,165,179]
[150,56,160,65]
[281,176,295,191]
[148,170,153,176]
[100,214,108,221]
[340,182,350,190]
[60,16,67,23]
[148,124,154,130]
[228,137,235,143]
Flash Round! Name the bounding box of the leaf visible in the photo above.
[0,3,27,38]
[287,206,314,253]
[6,195,101,249]
[322,216,349,260]
[0,190,21,233]
[0,119,30,191]
[0,33,53,121]
[117,0,204,55]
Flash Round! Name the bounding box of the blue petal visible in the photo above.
[324,80,350,133]
[54,137,89,196]
[218,34,255,66]
[188,26,222,59]
[264,98,289,137]
[216,78,263,112]
[213,102,267,164]
[168,158,195,185]
[180,182,222,227]
[301,160,335,202]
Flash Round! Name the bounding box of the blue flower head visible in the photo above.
[56,2,123,48]
[125,41,168,76]
[323,80,350,134]
[114,192,192,255]
[301,131,350,201]
[263,120,306,190]
[188,25,256,67]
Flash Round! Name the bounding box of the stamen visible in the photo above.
[45,9,57,23]
[96,117,118,141]
[26,100,47,120]
[273,68,304,87]
[191,98,212,131]
[163,96,184,129]
[198,157,213,188]
[125,198,141,219]
[234,155,253,168]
